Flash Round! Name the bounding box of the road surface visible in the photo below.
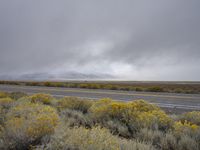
[0,84,200,111]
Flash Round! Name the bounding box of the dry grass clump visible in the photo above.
[119,140,155,150]
[137,128,200,150]
[160,132,177,150]
[37,125,154,150]
[136,128,164,148]
[37,126,119,150]
[177,135,199,150]
[57,97,93,113]
[1,103,59,149]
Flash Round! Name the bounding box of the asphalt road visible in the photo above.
[0,84,200,111]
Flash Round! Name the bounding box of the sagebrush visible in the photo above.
[0,91,199,150]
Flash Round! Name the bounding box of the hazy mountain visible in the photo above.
[0,72,114,81]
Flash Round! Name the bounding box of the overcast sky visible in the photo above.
[0,0,200,80]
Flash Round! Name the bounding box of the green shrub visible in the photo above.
[134,110,173,130]
[79,83,89,88]
[174,88,184,93]
[0,97,14,109]
[57,97,93,113]
[26,82,40,86]
[128,100,160,112]
[1,103,59,149]
[179,111,200,125]
[89,84,101,89]
[89,99,172,134]
[0,125,4,150]
[60,109,93,128]
[104,84,115,90]
[30,93,54,105]
[44,82,51,86]
[67,83,78,88]
[0,97,14,125]
[89,98,114,120]
[147,87,164,92]
[0,92,9,98]
[173,120,199,137]
[103,119,131,138]
[8,92,27,100]
[137,128,199,150]
[135,87,143,91]
[1,91,200,150]
[0,107,7,125]
[110,85,119,90]
[52,82,65,87]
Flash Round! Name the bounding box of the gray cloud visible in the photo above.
[0,0,200,80]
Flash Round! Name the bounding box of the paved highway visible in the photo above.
[0,84,200,111]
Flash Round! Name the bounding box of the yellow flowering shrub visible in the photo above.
[173,120,199,134]
[4,103,59,148]
[89,99,172,130]
[128,100,160,112]
[57,97,93,113]
[0,97,14,109]
[180,111,200,125]
[30,93,53,105]
[1,92,200,150]
[89,98,114,119]
[135,110,173,130]
[90,99,158,118]
[90,99,154,118]
[87,98,112,110]
[109,102,129,118]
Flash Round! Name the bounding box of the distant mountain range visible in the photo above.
[0,72,114,80]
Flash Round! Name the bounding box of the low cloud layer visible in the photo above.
[0,0,200,80]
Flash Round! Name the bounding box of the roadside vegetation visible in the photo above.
[0,91,200,150]
[1,80,200,94]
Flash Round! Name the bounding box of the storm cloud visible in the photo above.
[0,0,200,80]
